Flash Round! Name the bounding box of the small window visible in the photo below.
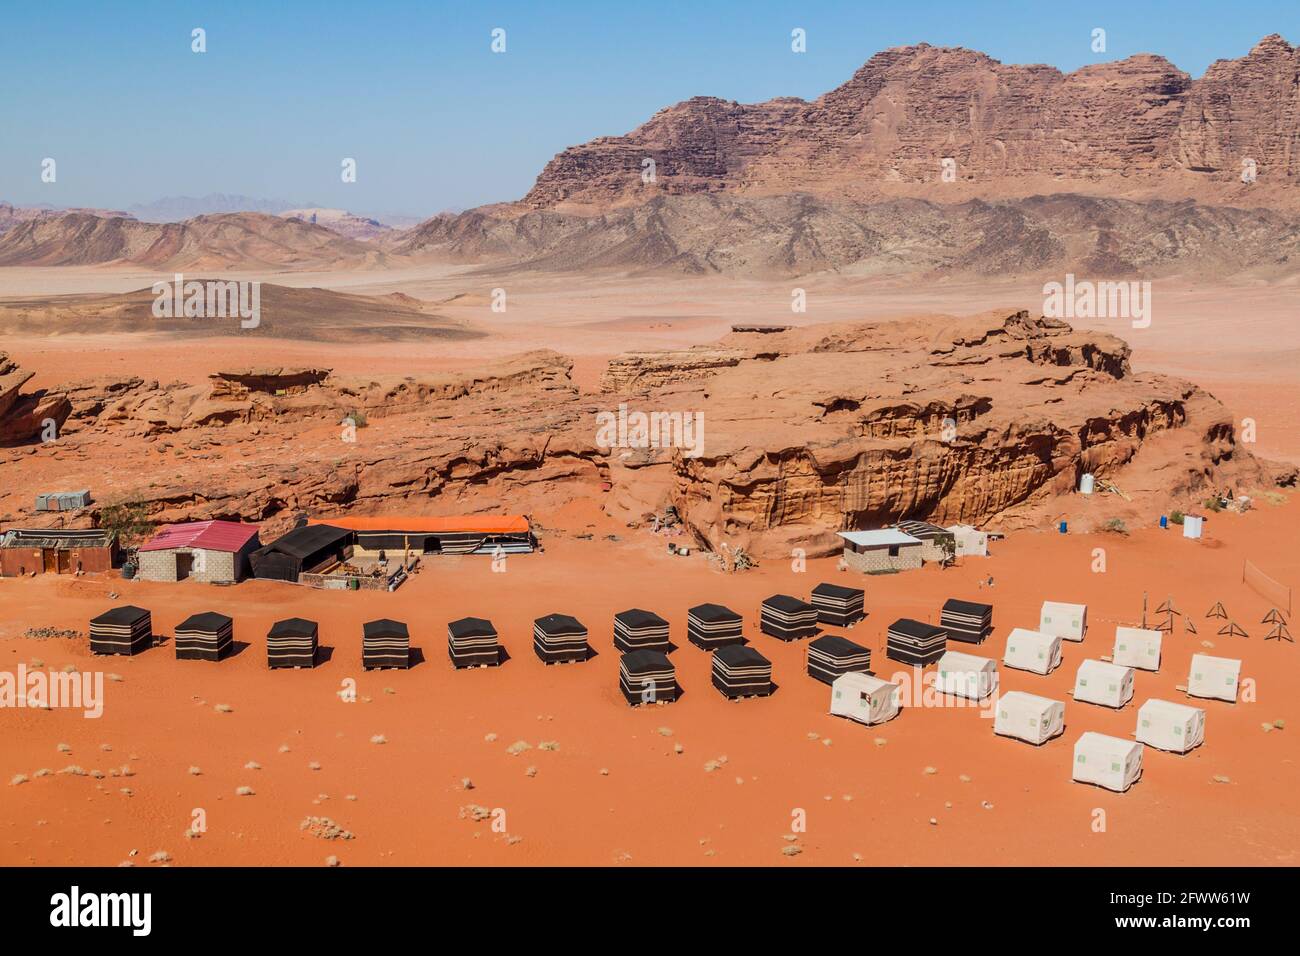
[1110,762,1121,772]
[1077,754,1086,763]
[1174,726,1182,736]
[834,691,841,699]
[888,545,899,558]
[1079,678,1089,687]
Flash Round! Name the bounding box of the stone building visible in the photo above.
[837,529,924,573]
[136,520,261,584]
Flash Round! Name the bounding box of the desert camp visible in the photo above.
[1072,733,1144,793]
[1002,627,1063,675]
[829,672,900,727]
[993,691,1066,745]
[1136,698,1207,754]
[1072,659,1135,709]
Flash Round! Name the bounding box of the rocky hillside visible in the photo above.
[1,311,1288,553]
[394,192,1300,279]
[523,35,1300,210]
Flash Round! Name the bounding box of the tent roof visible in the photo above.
[139,520,260,553]
[938,650,995,672]
[535,613,584,634]
[890,618,946,639]
[176,611,232,632]
[1077,658,1130,677]
[943,598,993,615]
[832,672,892,693]
[1076,731,1141,758]
[310,515,529,534]
[999,690,1061,712]
[837,529,922,548]
[621,649,671,672]
[762,594,813,614]
[268,617,318,637]
[363,619,409,639]
[809,634,869,656]
[1190,653,1241,676]
[714,644,769,667]
[1008,626,1057,645]
[811,582,863,600]
[1042,600,1087,613]
[258,524,352,559]
[1139,698,1204,721]
[448,617,496,638]
[689,603,741,623]
[90,605,150,626]
[615,608,667,628]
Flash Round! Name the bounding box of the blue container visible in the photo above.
[1159,515,1168,529]
[1058,521,1068,534]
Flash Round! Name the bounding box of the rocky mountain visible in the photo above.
[278,207,392,241]
[128,193,307,222]
[0,212,387,270]
[523,35,1300,210]
[394,192,1300,279]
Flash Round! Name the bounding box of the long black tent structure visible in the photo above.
[89,605,152,656]
[712,645,774,699]
[810,582,865,628]
[760,594,819,641]
[940,598,993,644]
[806,634,872,685]
[362,619,410,670]
[687,603,744,650]
[613,608,671,653]
[533,613,590,664]
[249,524,353,582]
[267,617,319,668]
[619,650,678,706]
[174,611,234,662]
[886,618,948,666]
[448,617,501,669]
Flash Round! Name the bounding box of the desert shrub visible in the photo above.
[1204,498,1223,512]
[99,500,154,547]
[1103,518,1128,534]
[1170,510,1185,525]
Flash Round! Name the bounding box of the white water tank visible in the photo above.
[1079,473,1095,495]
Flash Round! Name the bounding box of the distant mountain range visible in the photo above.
[128,194,308,222]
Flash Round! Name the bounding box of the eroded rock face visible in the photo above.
[522,36,1300,209]
[0,314,1286,554]
[0,353,71,445]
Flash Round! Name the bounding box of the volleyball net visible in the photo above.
[1244,560,1292,615]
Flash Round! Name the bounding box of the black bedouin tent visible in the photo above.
[89,606,152,655]
[448,617,501,668]
[806,634,872,685]
[940,598,993,644]
[687,603,744,650]
[267,617,319,668]
[613,609,671,653]
[760,594,819,641]
[533,613,589,664]
[886,618,947,666]
[363,619,410,669]
[249,524,353,582]
[810,582,865,628]
[712,644,774,699]
[619,650,677,706]
[175,611,234,662]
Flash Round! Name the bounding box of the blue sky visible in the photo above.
[2,0,1296,217]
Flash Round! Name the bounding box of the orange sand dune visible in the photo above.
[2,494,1296,867]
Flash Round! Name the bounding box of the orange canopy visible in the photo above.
[310,515,530,535]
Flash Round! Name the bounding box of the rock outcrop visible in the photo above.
[0,353,71,445]
[0,313,1287,553]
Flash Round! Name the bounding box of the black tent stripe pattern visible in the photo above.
[806,634,872,684]
[619,650,677,706]
[363,619,410,670]
[687,603,743,650]
[89,606,152,656]
[810,583,865,627]
[175,611,234,662]
[613,609,670,653]
[267,617,319,668]
[448,617,501,668]
[760,594,818,641]
[940,598,993,645]
[886,618,947,666]
[712,644,773,698]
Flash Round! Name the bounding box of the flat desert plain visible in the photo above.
[0,266,1297,866]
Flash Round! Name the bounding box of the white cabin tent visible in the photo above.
[993,691,1066,745]
[1072,659,1135,709]
[1003,627,1062,675]
[1187,653,1241,703]
[1112,626,1162,671]
[1183,515,1204,539]
[1072,732,1143,792]
[946,524,989,557]
[1039,601,1087,642]
[1136,698,1206,754]
[935,650,998,700]
[829,672,900,726]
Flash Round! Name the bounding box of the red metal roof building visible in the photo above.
[136,520,262,583]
